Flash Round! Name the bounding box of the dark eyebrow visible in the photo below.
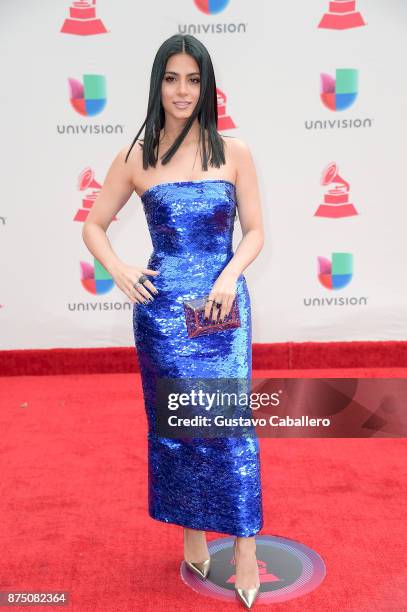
[164,71,200,76]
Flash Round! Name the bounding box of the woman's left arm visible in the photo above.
[205,138,265,322]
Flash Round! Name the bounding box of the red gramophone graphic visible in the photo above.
[227,555,282,586]
[314,162,358,218]
[318,0,366,30]
[61,0,108,36]
[73,167,117,222]
[217,88,236,131]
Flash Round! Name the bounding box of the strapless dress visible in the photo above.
[133,179,263,536]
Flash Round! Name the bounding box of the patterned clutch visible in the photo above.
[183,295,241,338]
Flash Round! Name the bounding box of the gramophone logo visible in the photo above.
[315,162,358,218]
[80,258,114,294]
[194,0,230,14]
[318,0,366,30]
[217,88,236,130]
[69,75,107,117]
[320,69,358,111]
[73,167,118,223]
[318,252,353,290]
[61,1,108,36]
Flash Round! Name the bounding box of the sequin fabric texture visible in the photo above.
[133,179,263,536]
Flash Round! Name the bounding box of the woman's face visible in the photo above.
[161,53,201,120]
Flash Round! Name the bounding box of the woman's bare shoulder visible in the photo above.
[106,141,143,192]
[118,139,144,162]
[220,135,252,175]
[221,134,250,154]
[114,140,144,182]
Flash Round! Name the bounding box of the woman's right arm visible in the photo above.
[81,146,159,304]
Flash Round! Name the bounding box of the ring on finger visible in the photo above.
[138,274,148,285]
[132,285,148,303]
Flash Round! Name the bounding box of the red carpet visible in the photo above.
[0,370,406,611]
[2,340,407,375]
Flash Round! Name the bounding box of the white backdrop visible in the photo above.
[1,0,407,349]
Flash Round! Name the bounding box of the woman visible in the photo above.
[82,34,265,609]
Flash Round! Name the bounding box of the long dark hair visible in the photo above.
[125,34,226,170]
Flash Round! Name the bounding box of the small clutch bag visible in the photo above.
[183,295,241,338]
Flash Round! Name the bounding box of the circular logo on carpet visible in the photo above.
[180,534,326,604]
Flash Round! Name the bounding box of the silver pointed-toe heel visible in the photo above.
[183,529,211,579]
[233,539,260,609]
[235,585,260,610]
[184,557,211,579]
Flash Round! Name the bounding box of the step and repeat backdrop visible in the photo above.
[1,0,407,349]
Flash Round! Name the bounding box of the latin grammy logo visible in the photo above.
[73,167,118,222]
[318,0,366,30]
[217,88,236,131]
[314,162,358,218]
[226,556,282,586]
[61,0,108,36]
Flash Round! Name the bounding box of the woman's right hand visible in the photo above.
[110,263,160,304]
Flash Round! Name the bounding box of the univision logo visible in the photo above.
[57,73,124,135]
[318,252,353,290]
[179,0,247,34]
[66,259,132,311]
[303,252,368,307]
[69,74,106,117]
[194,0,230,14]
[305,68,373,131]
[80,258,114,294]
[320,69,358,111]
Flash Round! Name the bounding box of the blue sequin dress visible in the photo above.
[133,179,263,537]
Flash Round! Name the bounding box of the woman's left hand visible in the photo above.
[204,270,239,322]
